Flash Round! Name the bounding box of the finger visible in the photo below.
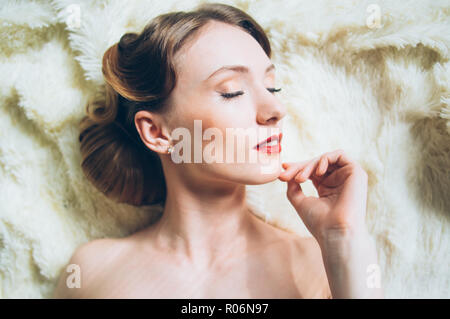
[294,157,322,183]
[313,154,336,182]
[281,160,310,170]
[301,150,352,183]
[286,179,305,205]
[324,149,353,168]
[281,162,295,169]
[278,160,311,181]
[311,166,328,188]
[315,155,328,176]
[320,164,354,188]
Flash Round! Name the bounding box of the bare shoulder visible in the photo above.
[251,215,331,298]
[52,238,126,298]
[289,235,332,299]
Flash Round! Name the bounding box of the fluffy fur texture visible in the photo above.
[0,0,449,298]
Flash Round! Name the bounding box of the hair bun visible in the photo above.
[78,83,166,207]
[118,32,139,53]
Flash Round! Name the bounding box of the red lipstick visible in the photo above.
[254,132,282,154]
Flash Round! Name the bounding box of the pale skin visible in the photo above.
[53,21,383,299]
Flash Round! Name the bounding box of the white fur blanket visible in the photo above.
[0,0,449,298]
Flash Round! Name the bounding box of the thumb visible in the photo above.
[286,179,306,207]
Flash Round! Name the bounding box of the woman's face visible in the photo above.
[156,21,286,185]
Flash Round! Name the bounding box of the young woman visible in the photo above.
[54,2,383,299]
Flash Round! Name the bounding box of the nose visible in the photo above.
[255,87,286,126]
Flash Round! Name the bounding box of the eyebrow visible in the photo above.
[205,63,275,82]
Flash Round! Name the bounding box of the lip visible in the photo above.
[254,132,283,153]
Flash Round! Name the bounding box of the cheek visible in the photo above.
[182,108,247,133]
[174,94,255,141]
[201,101,255,131]
[202,115,232,132]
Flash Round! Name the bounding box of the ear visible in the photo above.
[134,110,172,154]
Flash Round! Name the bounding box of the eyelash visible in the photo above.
[220,87,282,100]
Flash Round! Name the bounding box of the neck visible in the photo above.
[149,162,260,269]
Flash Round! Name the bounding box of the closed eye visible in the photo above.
[220,87,282,100]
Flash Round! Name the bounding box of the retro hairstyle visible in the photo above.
[78,2,272,206]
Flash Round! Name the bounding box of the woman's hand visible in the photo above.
[278,149,369,247]
[279,149,383,298]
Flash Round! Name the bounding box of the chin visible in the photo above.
[198,149,283,185]
[248,163,282,184]
[220,160,283,185]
